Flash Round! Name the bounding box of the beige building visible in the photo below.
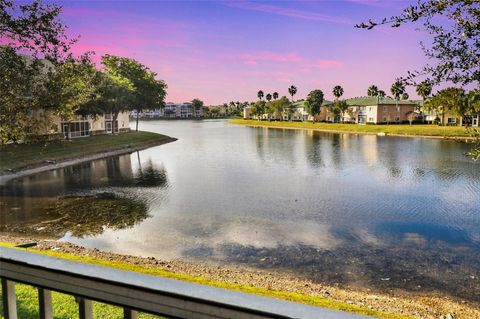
[31,110,130,139]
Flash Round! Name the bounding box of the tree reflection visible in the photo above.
[1,193,150,238]
[133,158,168,187]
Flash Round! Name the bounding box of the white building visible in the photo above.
[132,102,203,119]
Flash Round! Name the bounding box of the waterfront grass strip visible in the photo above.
[0,131,174,172]
[0,242,412,319]
[230,119,471,138]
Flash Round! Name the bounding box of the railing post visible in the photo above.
[78,297,93,319]
[38,288,53,319]
[124,307,138,319]
[1,278,17,319]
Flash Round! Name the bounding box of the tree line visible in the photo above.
[0,0,167,145]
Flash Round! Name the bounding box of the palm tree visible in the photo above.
[288,85,297,103]
[391,79,406,118]
[391,80,406,101]
[416,80,433,120]
[257,90,264,101]
[273,92,279,100]
[367,85,379,97]
[378,90,386,98]
[266,93,272,102]
[332,85,344,100]
[416,80,432,101]
[402,92,409,100]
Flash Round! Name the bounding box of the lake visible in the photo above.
[1,120,479,301]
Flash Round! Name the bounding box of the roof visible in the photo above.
[345,96,420,106]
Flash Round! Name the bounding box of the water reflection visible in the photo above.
[1,120,479,300]
[0,152,169,237]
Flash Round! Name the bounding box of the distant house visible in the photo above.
[341,96,418,124]
[31,110,130,139]
[243,106,252,119]
[418,100,479,126]
[243,97,419,124]
[132,102,203,119]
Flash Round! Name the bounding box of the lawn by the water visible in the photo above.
[230,119,471,138]
[0,131,174,172]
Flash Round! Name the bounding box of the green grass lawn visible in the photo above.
[0,243,412,319]
[230,119,472,138]
[0,131,174,172]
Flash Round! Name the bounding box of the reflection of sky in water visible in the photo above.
[1,120,480,297]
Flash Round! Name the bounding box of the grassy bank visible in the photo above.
[0,242,411,319]
[230,119,472,138]
[0,131,175,172]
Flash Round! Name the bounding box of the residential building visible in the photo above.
[243,96,419,124]
[418,100,479,126]
[31,109,130,139]
[341,96,418,124]
[131,102,204,119]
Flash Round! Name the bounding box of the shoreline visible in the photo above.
[0,137,177,185]
[230,120,475,142]
[0,234,478,319]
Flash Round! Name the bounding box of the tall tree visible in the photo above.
[367,85,379,97]
[251,100,266,120]
[378,90,386,98]
[425,87,466,126]
[402,92,410,100]
[357,0,480,86]
[101,55,167,132]
[305,89,324,123]
[416,80,433,102]
[0,46,46,144]
[391,79,406,113]
[332,100,349,123]
[0,0,75,60]
[272,92,279,100]
[191,99,204,117]
[266,93,272,102]
[332,85,344,100]
[288,85,297,103]
[42,56,98,122]
[416,80,433,116]
[257,90,264,101]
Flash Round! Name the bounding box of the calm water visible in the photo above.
[1,120,479,300]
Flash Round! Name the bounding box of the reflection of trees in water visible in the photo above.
[133,156,168,188]
[1,193,150,238]
[305,131,323,168]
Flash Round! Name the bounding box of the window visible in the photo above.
[383,117,387,122]
[369,107,372,112]
[395,117,400,122]
[368,117,374,122]
[383,106,387,112]
[448,118,457,125]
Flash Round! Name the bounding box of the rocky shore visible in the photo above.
[1,234,478,319]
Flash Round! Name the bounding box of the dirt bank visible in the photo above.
[1,234,478,319]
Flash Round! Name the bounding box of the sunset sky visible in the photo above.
[59,0,430,105]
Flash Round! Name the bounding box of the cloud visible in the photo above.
[241,51,304,65]
[225,1,352,25]
[315,59,342,69]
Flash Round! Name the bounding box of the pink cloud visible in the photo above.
[225,1,352,25]
[315,59,342,69]
[241,51,304,65]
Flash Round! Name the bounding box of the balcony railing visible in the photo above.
[0,246,370,319]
